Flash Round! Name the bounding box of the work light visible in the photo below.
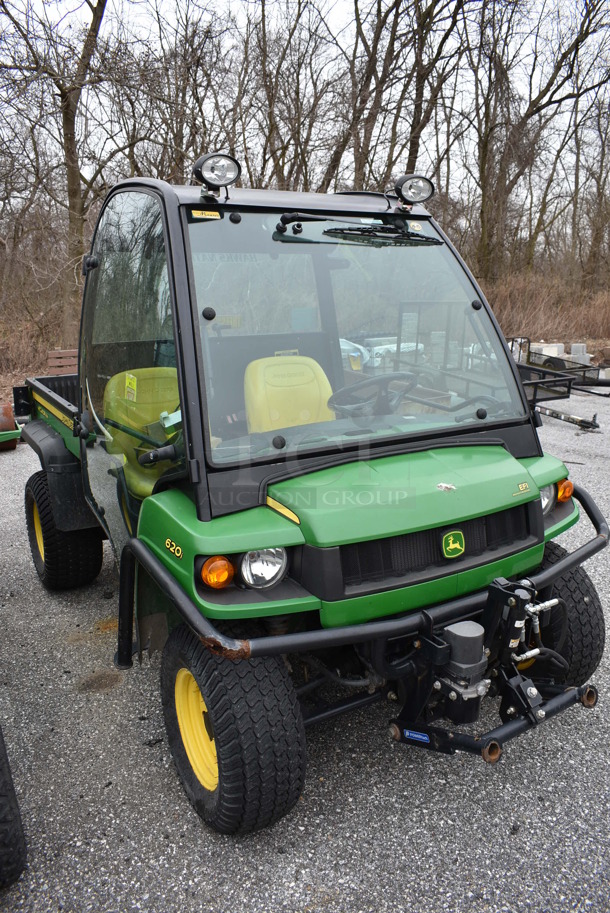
[192,152,241,191]
[394,174,435,204]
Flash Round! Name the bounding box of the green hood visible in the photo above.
[267,445,540,547]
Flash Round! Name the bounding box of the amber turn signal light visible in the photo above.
[200,556,234,589]
[557,479,574,502]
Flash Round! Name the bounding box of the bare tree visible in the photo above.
[579,96,610,290]
[0,0,111,341]
[205,0,341,190]
[2,0,610,363]
[463,0,610,281]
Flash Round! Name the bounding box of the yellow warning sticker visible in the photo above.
[216,314,242,328]
[125,373,137,402]
[192,210,221,219]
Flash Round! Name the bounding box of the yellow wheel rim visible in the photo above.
[33,501,45,561]
[175,668,218,791]
[121,493,133,535]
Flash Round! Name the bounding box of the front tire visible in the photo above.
[537,542,605,685]
[24,470,103,590]
[0,726,26,889]
[161,625,307,834]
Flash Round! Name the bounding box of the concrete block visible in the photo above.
[531,343,565,357]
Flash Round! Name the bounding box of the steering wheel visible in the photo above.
[327,372,418,418]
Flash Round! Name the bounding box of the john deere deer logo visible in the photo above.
[442,530,465,559]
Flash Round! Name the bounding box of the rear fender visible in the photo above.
[21,420,101,532]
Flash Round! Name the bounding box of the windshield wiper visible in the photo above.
[273,213,442,246]
[322,225,442,246]
[277,212,331,230]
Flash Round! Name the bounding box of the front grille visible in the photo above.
[341,504,532,588]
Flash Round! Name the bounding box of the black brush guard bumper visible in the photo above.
[116,485,607,666]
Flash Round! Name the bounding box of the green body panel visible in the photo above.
[268,446,539,547]
[31,397,81,459]
[544,501,579,540]
[137,488,321,619]
[135,447,577,629]
[520,453,580,540]
[319,542,545,627]
[520,454,568,488]
[138,488,306,553]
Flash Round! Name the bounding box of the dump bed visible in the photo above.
[17,374,79,411]
[14,374,81,460]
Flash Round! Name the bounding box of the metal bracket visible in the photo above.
[498,667,544,724]
[390,683,598,764]
[481,577,536,655]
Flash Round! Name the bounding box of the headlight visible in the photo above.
[241,548,287,589]
[539,484,557,516]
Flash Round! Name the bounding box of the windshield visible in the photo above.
[186,209,526,466]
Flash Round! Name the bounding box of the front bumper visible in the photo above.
[116,485,608,665]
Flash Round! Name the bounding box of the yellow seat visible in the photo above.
[103,368,179,499]
[244,356,335,433]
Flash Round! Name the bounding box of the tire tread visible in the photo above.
[0,727,26,889]
[161,625,306,834]
[25,470,103,590]
[540,541,605,684]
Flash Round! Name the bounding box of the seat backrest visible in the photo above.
[104,368,179,436]
[244,356,335,433]
[103,367,179,499]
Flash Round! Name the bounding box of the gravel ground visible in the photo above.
[1,388,609,913]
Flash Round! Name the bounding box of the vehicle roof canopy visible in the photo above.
[112,178,433,218]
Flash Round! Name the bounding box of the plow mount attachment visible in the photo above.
[390,682,598,764]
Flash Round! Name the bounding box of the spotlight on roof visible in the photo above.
[394,174,435,205]
[192,152,241,195]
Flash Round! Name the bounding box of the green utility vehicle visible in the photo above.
[15,154,607,834]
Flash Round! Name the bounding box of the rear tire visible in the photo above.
[537,542,605,684]
[161,624,307,834]
[541,356,567,371]
[25,470,103,590]
[0,726,26,890]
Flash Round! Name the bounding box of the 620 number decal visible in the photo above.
[165,538,183,560]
